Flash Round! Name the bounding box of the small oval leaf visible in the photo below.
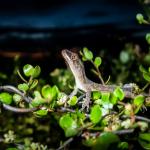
[83,47,93,60]
[35,109,48,116]
[133,95,144,106]
[94,57,102,68]
[32,66,41,78]
[113,87,124,101]
[92,91,101,100]
[90,105,102,124]
[13,94,22,103]
[143,72,150,82]
[68,96,78,106]
[23,64,34,77]
[42,85,51,99]
[0,92,12,104]
[101,92,110,102]
[18,83,29,92]
[139,65,147,73]
[30,79,38,89]
[59,114,78,137]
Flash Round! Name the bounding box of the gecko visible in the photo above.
[62,49,136,111]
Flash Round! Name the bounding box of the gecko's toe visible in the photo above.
[81,98,90,112]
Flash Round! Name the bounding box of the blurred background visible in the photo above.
[0,0,149,77]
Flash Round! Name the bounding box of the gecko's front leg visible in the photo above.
[81,91,91,112]
[69,86,78,99]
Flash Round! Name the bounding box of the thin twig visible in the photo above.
[112,129,134,135]
[91,60,105,85]
[78,94,85,101]
[17,70,28,83]
[81,129,134,139]
[121,115,150,123]
[3,104,37,113]
[135,115,150,123]
[56,137,74,150]
[142,82,150,91]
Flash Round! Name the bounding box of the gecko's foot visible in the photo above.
[81,98,90,112]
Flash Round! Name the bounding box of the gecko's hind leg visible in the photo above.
[81,92,91,112]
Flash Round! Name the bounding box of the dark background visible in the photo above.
[0,0,149,76]
[0,0,147,49]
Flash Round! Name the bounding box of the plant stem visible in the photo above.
[56,137,74,150]
[142,82,150,91]
[17,70,27,83]
[112,129,134,135]
[3,104,37,113]
[91,60,105,85]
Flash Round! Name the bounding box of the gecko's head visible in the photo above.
[62,49,79,62]
[61,49,84,74]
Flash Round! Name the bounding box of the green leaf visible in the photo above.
[92,132,120,150]
[42,85,59,101]
[92,91,101,100]
[138,133,150,149]
[34,91,42,98]
[94,57,102,68]
[59,114,78,137]
[136,13,144,24]
[109,93,118,104]
[133,95,144,106]
[113,87,124,100]
[59,114,74,129]
[68,96,78,106]
[23,64,34,77]
[144,54,150,65]
[35,109,48,116]
[143,72,150,82]
[139,133,150,142]
[83,47,93,60]
[146,33,150,45]
[18,83,29,92]
[101,92,110,102]
[31,98,45,107]
[32,66,41,78]
[83,138,96,147]
[51,85,59,100]
[42,85,51,99]
[0,92,12,104]
[31,91,45,107]
[118,142,128,149]
[13,94,22,103]
[90,105,102,124]
[29,79,38,89]
[120,51,129,64]
[139,65,147,73]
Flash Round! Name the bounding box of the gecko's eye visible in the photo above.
[71,54,78,60]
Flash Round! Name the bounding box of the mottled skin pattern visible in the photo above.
[62,49,135,111]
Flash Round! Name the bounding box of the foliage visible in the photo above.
[1,7,150,148]
[0,46,150,150]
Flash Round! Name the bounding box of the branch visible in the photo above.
[112,129,134,135]
[0,85,38,113]
[56,137,74,150]
[122,115,150,123]
[135,115,150,123]
[3,104,37,113]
